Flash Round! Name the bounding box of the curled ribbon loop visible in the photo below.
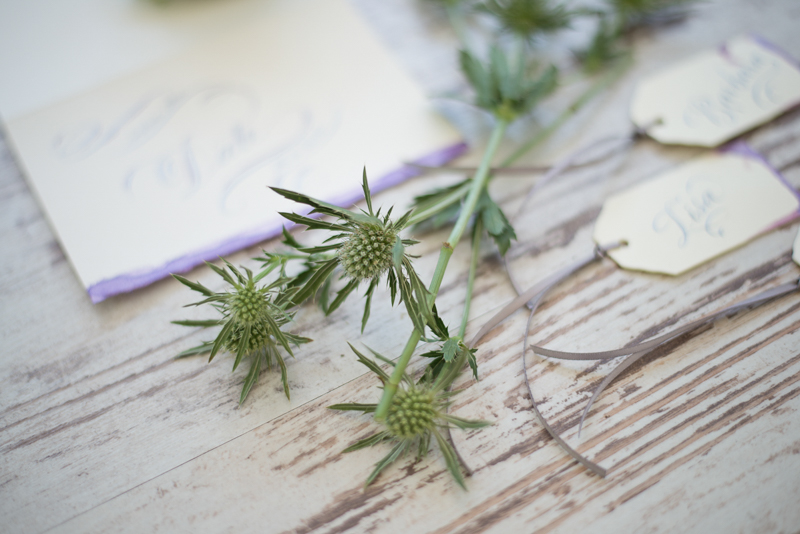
[474,244,800,477]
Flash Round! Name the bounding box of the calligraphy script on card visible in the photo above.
[593,144,800,275]
[631,35,800,147]
[4,0,462,302]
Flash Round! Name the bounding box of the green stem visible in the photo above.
[459,217,482,340]
[406,61,630,230]
[375,118,509,420]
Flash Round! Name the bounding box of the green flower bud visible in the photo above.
[385,388,437,439]
[338,223,397,280]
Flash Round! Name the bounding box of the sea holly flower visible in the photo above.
[329,345,490,488]
[172,260,310,405]
[270,169,431,334]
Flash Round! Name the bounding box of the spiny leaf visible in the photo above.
[362,167,373,216]
[466,347,479,381]
[290,258,339,306]
[281,226,303,248]
[442,338,460,362]
[366,440,409,486]
[404,257,432,320]
[433,429,466,490]
[476,189,517,256]
[341,431,391,453]
[318,273,333,313]
[296,243,340,254]
[441,414,492,430]
[392,236,405,270]
[206,261,237,287]
[327,278,360,315]
[429,305,450,340]
[328,403,378,413]
[232,323,251,372]
[240,354,261,405]
[393,209,414,230]
[395,264,427,334]
[171,319,223,328]
[278,211,349,233]
[362,279,378,333]
[171,274,214,297]
[209,319,236,363]
[176,342,214,358]
[271,186,355,219]
[222,258,247,285]
[349,343,391,382]
[275,350,291,400]
[283,332,313,346]
[387,268,398,306]
[263,312,293,356]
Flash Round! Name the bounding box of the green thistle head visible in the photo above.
[172,260,311,405]
[272,169,413,286]
[270,169,431,335]
[338,223,397,280]
[329,344,490,489]
[385,387,438,439]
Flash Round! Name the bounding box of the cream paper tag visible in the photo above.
[631,35,800,147]
[594,145,800,275]
[794,228,800,267]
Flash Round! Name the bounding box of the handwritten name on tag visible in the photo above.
[794,228,800,267]
[594,146,800,275]
[630,35,800,147]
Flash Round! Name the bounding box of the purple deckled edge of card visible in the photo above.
[719,140,800,232]
[86,141,469,303]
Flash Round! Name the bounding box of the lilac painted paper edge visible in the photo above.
[87,141,469,303]
[720,140,800,231]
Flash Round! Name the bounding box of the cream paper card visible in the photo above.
[594,144,800,275]
[3,0,462,302]
[630,35,800,147]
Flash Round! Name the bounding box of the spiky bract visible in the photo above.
[329,345,490,489]
[172,261,311,405]
[269,169,429,334]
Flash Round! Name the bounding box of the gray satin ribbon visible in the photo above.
[473,243,800,477]
[471,242,624,477]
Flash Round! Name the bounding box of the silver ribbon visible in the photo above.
[473,245,800,477]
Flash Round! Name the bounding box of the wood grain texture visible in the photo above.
[2,1,800,533]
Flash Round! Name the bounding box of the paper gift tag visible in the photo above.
[794,228,800,267]
[594,143,800,275]
[631,35,800,147]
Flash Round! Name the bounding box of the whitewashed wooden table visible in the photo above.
[2,1,800,532]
